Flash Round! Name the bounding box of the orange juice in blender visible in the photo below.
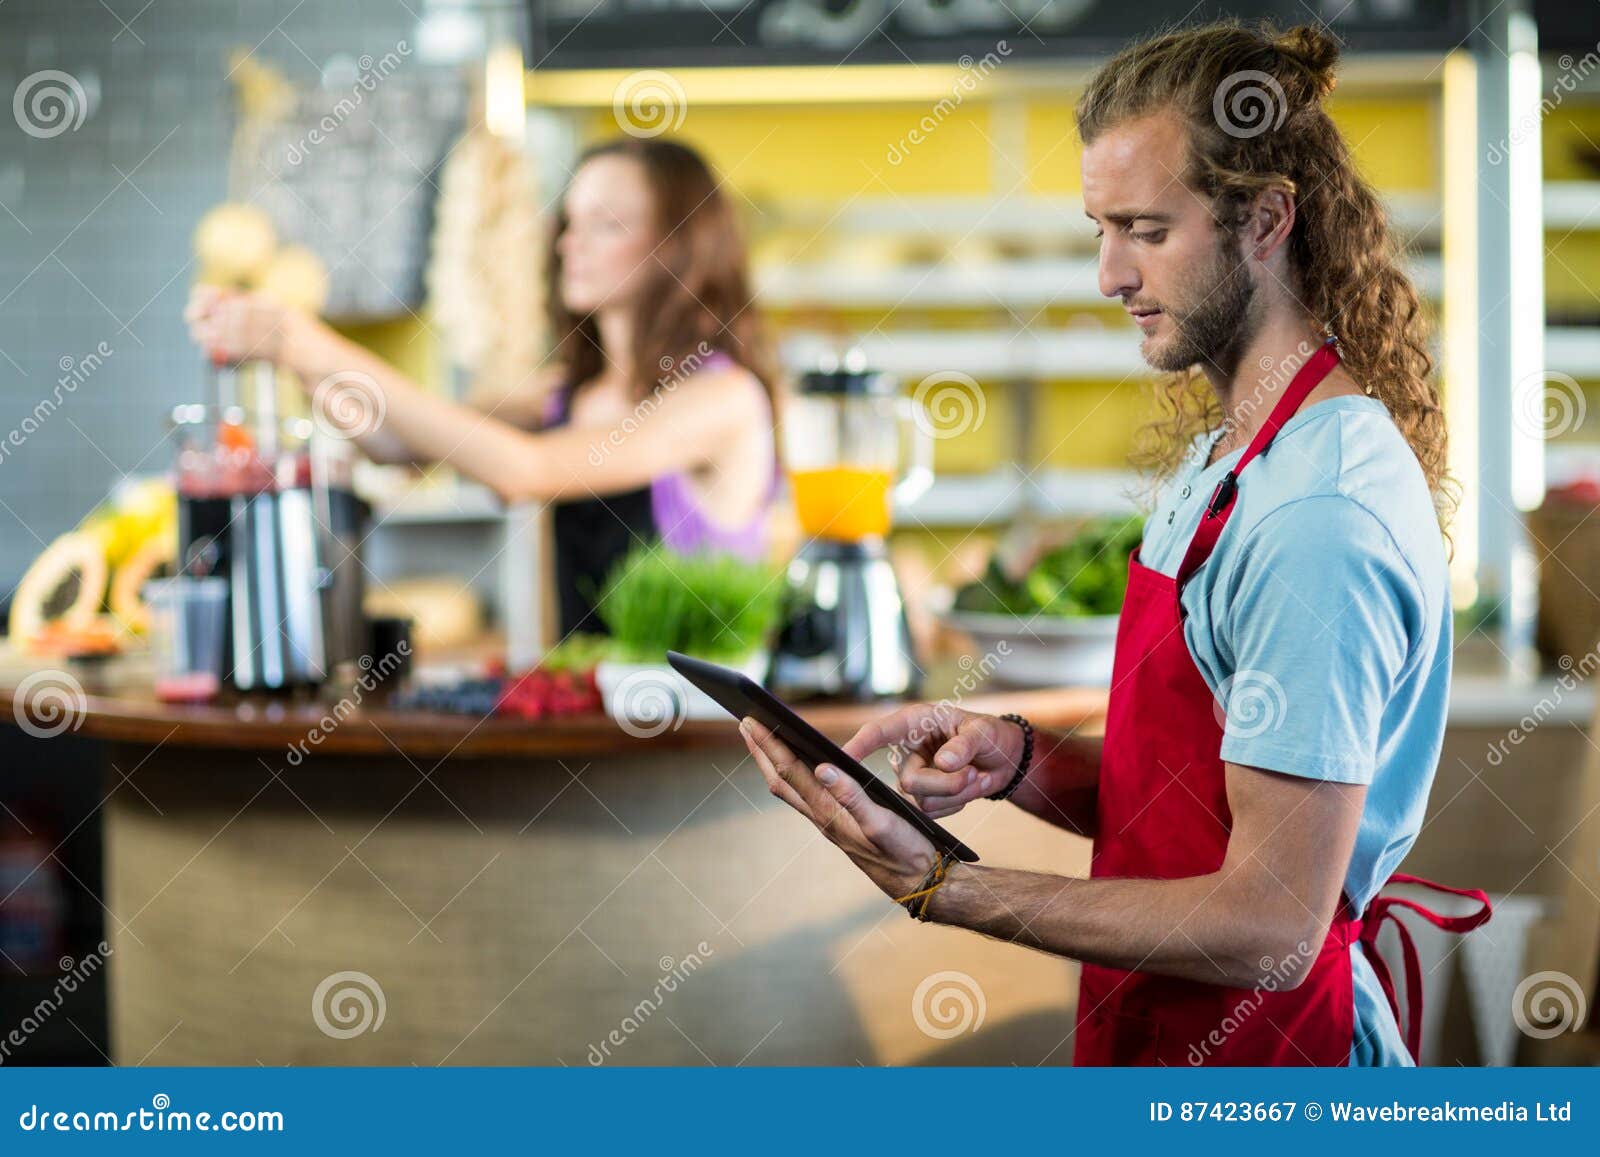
[790,466,893,541]
[771,360,933,700]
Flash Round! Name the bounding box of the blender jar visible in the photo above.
[783,368,932,542]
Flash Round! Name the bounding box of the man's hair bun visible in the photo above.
[1273,24,1340,100]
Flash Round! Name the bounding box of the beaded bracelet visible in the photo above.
[990,713,1035,802]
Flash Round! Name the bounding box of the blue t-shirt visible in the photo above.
[1136,394,1451,1067]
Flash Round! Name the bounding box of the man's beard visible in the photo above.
[1141,234,1258,376]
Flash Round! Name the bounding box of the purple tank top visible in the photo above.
[544,350,776,561]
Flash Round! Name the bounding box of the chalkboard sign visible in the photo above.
[529,0,1473,70]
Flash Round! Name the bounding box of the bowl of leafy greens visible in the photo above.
[939,513,1143,687]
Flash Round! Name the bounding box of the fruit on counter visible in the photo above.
[389,668,602,720]
[192,203,278,286]
[80,477,176,569]
[953,512,1144,618]
[108,533,177,635]
[1545,475,1600,506]
[537,632,616,672]
[496,667,602,720]
[394,677,504,716]
[9,478,179,649]
[8,532,108,646]
[26,616,123,659]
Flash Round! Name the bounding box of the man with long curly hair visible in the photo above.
[741,20,1492,1066]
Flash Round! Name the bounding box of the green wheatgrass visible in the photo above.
[591,546,782,663]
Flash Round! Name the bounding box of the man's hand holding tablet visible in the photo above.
[737,715,949,911]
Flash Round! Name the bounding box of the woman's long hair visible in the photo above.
[544,137,780,411]
[1075,20,1456,539]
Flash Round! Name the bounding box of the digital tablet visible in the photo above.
[667,651,979,863]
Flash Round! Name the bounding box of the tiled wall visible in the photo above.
[0,0,425,595]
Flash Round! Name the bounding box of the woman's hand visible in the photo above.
[843,703,1026,820]
[739,717,936,902]
[184,285,307,368]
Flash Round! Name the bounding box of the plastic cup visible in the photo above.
[143,576,228,703]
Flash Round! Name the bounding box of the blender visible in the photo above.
[769,359,932,701]
[172,358,369,691]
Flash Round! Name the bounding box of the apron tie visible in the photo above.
[1356,872,1493,1063]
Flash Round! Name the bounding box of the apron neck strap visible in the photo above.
[1224,336,1342,485]
[1175,336,1342,594]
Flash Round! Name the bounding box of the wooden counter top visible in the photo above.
[0,649,1109,759]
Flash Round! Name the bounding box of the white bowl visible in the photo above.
[939,609,1120,688]
[596,651,770,736]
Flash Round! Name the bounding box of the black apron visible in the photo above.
[547,382,658,637]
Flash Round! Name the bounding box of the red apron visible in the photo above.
[1072,338,1492,1066]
